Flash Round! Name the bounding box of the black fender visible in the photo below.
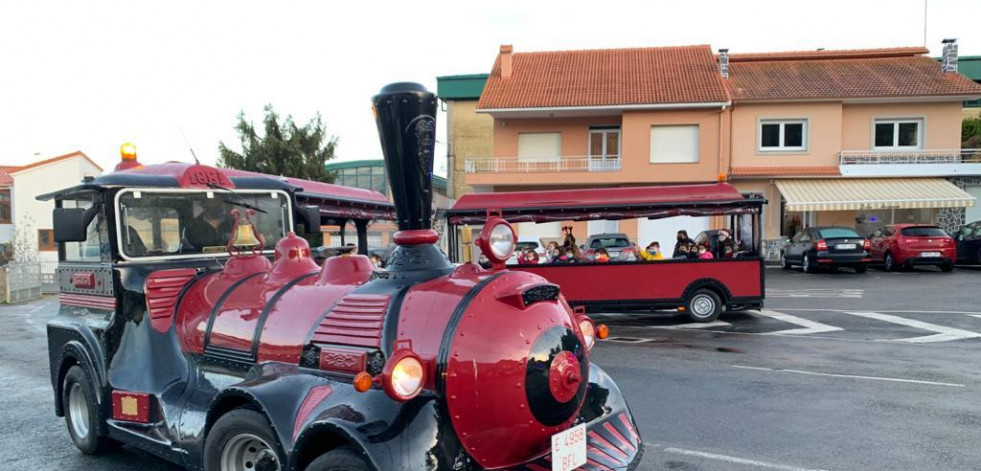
[49,323,108,420]
[681,278,733,308]
[288,380,470,471]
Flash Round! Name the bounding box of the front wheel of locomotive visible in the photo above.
[205,409,283,471]
[442,273,590,470]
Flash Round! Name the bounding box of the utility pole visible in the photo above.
[923,0,928,48]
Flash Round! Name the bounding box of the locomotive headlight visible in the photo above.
[579,319,596,350]
[382,351,425,401]
[488,223,515,259]
[475,216,516,269]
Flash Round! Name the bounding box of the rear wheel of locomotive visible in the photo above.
[306,447,372,471]
[205,409,283,471]
[686,289,722,323]
[62,365,120,454]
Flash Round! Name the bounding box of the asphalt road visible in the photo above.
[2,265,980,470]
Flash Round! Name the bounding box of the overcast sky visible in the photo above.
[1,0,978,176]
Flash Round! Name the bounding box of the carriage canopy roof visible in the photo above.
[446,183,765,225]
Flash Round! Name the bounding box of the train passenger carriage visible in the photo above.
[446,184,767,322]
[45,83,642,471]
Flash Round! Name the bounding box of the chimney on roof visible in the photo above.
[718,48,730,79]
[500,44,513,79]
[941,38,958,73]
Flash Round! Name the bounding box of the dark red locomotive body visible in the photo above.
[45,83,642,471]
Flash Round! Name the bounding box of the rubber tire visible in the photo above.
[802,254,815,274]
[780,253,792,270]
[306,447,372,471]
[205,409,283,471]
[940,263,954,273]
[62,365,120,454]
[854,265,868,274]
[884,252,896,271]
[686,289,722,323]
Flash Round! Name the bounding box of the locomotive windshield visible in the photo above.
[116,189,291,260]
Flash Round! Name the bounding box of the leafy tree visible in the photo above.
[218,106,340,247]
[218,105,338,183]
[964,117,981,148]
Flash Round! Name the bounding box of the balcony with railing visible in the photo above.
[463,155,623,186]
[838,149,981,177]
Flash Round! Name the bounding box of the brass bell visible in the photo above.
[232,223,261,247]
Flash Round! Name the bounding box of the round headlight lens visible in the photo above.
[488,223,515,259]
[390,356,424,399]
[579,319,596,350]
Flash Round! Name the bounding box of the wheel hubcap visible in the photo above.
[886,255,893,269]
[803,256,810,270]
[68,383,89,439]
[220,434,280,471]
[692,295,715,317]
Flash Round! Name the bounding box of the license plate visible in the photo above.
[836,244,856,250]
[551,423,587,471]
[921,252,941,258]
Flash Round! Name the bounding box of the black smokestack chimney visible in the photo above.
[373,83,437,237]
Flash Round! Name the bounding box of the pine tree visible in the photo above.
[218,105,338,183]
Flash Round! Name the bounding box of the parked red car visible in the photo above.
[868,224,956,272]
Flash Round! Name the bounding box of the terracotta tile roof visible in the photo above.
[730,166,841,177]
[0,166,22,187]
[10,151,102,175]
[477,45,730,110]
[728,47,981,101]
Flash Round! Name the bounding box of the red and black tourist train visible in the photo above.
[45,83,642,471]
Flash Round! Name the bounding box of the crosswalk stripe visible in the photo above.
[757,310,843,336]
[842,311,981,343]
[650,320,732,330]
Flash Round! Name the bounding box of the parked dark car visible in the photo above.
[869,224,955,271]
[952,220,981,265]
[582,233,636,260]
[781,226,870,273]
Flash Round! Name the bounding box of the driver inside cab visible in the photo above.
[186,197,234,250]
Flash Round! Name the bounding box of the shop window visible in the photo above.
[38,229,56,251]
[874,119,922,149]
[650,125,699,163]
[759,119,807,152]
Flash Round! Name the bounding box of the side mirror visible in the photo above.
[53,206,99,242]
[297,205,321,234]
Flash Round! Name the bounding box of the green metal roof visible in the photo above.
[326,159,447,190]
[436,74,488,100]
[958,56,981,81]
[326,159,385,171]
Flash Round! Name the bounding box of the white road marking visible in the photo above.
[657,446,833,471]
[778,309,981,315]
[732,365,965,387]
[757,309,843,336]
[767,289,863,299]
[970,314,981,319]
[842,311,981,343]
[650,320,732,330]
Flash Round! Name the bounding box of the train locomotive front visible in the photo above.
[46,83,642,471]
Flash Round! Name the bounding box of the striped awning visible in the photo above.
[775,178,976,212]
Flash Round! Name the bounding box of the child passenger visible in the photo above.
[593,248,610,262]
[697,243,714,260]
[638,241,664,261]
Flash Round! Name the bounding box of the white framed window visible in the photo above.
[517,132,562,163]
[758,119,807,152]
[873,119,922,150]
[650,125,699,164]
[589,128,620,159]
